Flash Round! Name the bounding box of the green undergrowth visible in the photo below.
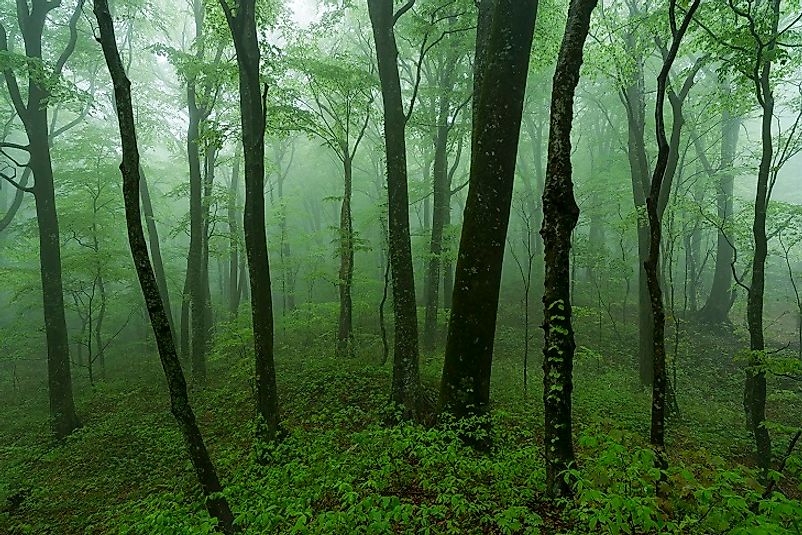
[1,308,801,534]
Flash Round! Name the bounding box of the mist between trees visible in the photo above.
[1,0,801,533]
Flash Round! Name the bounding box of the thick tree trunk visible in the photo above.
[336,155,355,357]
[438,0,538,426]
[93,2,236,530]
[221,0,281,442]
[540,0,596,498]
[367,0,428,421]
[699,100,739,324]
[186,83,207,384]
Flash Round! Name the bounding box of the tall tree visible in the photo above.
[219,0,281,442]
[438,0,538,427]
[540,0,597,498]
[367,0,428,420]
[643,0,701,465]
[0,0,84,439]
[93,0,236,530]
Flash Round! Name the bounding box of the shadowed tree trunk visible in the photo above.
[227,156,241,317]
[438,0,538,429]
[367,0,428,421]
[540,0,597,498]
[643,0,701,467]
[336,154,355,357]
[220,0,281,442]
[699,90,739,325]
[93,1,236,530]
[0,0,82,439]
[744,0,780,477]
[140,170,174,336]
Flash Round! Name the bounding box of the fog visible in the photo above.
[1,0,800,533]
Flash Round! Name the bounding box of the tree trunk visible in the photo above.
[643,0,701,466]
[699,96,739,324]
[540,0,596,498]
[186,81,207,385]
[438,0,538,427]
[367,0,428,421]
[221,0,281,442]
[140,170,174,336]
[422,60,456,351]
[228,156,241,317]
[745,4,778,474]
[336,155,355,357]
[93,2,236,530]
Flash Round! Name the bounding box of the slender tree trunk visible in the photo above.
[422,69,455,350]
[140,170,174,335]
[0,168,31,233]
[643,0,701,467]
[336,155,355,357]
[93,2,236,530]
[541,0,596,498]
[228,156,241,317]
[221,0,281,442]
[745,10,778,474]
[438,0,538,427]
[367,0,428,421]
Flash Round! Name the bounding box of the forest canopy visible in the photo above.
[1,0,801,533]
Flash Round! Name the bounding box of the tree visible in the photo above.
[93,0,236,530]
[367,0,428,420]
[438,0,538,429]
[540,0,598,498]
[219,0,281,442]
[282,49,375,358]
[643,0,701,466]
[0,0,84,439]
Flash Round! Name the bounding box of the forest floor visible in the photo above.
[1,303,801,534]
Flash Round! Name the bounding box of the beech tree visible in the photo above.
[0,0,84,439]
[438,0,538,427]
[93,0,236,530]
[219,0,281,442]
[540,0,598,498]
[367,0,428,420]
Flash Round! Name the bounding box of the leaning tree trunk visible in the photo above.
[336,155,355,358]
[438,0,538,427]
[93,2,236,531]
[367,0,427,421]
[220,0,281,442]
[541,0,597,498]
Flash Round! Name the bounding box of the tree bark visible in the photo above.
[438,0,538,427]
[140,170,175,336]
[220,0,281,442]
[336,155,355,357]
[1,1,82,439]
[93,1,236,530]
[227,156,241,317]
[540,0,596,498]
[367,0,428,421]
[699,92,739,324]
